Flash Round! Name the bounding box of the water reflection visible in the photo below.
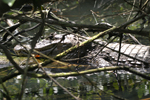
[0,70,150,100]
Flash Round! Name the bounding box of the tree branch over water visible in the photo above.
[3,14,150,37]
[26,66,150,80]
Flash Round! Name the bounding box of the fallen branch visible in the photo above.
[4,14,150,37]
[26,66,150,80]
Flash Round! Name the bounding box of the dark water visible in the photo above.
[0,69,150,100]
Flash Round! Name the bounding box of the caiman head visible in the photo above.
[13,34,88,57]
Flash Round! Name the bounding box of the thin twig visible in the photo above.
[0,44,24,73]
[0,78,11,100]
[32,55,81,100]
[19,10,45,100]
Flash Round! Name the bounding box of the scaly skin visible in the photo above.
[13,34,150,67]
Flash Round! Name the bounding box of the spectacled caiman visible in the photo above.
[13,34,150,68]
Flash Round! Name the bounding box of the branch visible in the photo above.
[4,14,150,37]
[2,23,40,45]
[55,26,116,59]
[26,66,150,80]
[0,44,24,73]
[32,55,80,100]
[0,0,58,17]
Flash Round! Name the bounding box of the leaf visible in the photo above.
[2,0,16,7]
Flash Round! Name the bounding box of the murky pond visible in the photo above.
[0,66,150,100]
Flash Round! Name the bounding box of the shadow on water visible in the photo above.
[0,67,150,100]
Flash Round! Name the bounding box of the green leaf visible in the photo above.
[2,0,16,7]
